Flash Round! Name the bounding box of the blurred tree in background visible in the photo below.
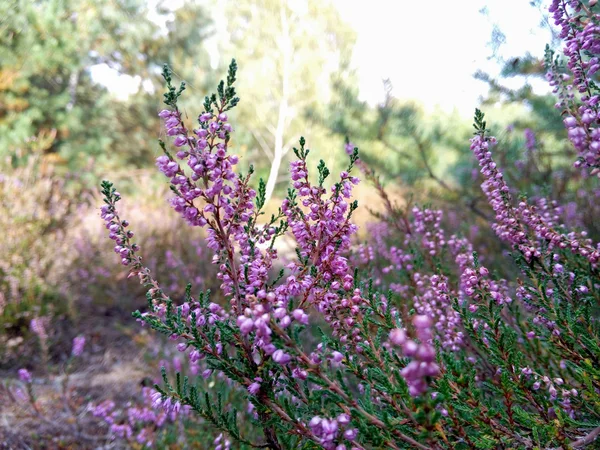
[218,0,357,204]
[0,0,213,181]
[0,0,361,200]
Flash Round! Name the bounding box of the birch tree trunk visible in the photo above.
[263,3,291,207]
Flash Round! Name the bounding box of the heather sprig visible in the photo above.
[548,0,600,172]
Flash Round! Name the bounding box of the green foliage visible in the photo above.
[218,0,357,189]
[473,108,488,136]
[0,0,214,177]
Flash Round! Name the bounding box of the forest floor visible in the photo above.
[0,303,152,450]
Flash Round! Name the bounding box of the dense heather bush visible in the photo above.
[97,2,600,449]
[0,158,83,352]
[66,182,216,308]
[0,164,219,371]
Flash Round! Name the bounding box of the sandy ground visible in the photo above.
[1,305,153,449]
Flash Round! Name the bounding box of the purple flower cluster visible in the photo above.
[524,128,536,152]
[280,152,363,345]
[94,386,190,446]
[157,104,295,332]
[156,109,240,231]
[71,335,85,357]
[307,413,357,449]
[156,300,231,368]
[389,315,440,396]
[471,133,600,266]
[520,368,579,419]
[18,368,32,383]
[101,196,140,267]
[412,207,446,256]
[351,209,472,351]
[549,0,600,171]
[413,274,464,351]
[353,222,413,295]
[461,264,512,316]
[235,298,293,365]
[214,433,231,450]
[226,149,364,362]
[517,200,600,264]
[30,317,48,340]
[546,69,574,110]
[471,135,538,259]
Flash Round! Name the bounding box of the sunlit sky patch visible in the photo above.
[335,0,554,114]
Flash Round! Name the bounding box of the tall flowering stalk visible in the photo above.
[100,38,600,447]
[547,0,600,172]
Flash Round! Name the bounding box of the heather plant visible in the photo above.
[91,351,195,448]
[3,316,237,448]
[65,180,217,308]
[0,159,74,316]
[0,163,219,377]
[0,156,87,366]
[92,352,249,448]
[99,3,600,449]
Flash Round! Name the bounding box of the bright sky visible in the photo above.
[334,0,554,115]
[91,0,554,117]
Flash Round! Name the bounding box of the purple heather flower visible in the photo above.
[237,316,254,335]
[389,328,406,346]
[71,335,85,357]
[564,117,577,128]
[30,318,48,340]
[292,368,308,380]
[344,142,355,155]
[337,413,350,425]
[272,350,292,365]
[413,314,432,329]
[173,135,187,147]
[292,309,309,325]
[403,340,418,357]
[343,428,358,440]
[524,128,536,152]
[248,381,261,395]
[331,351,344,363]
[18,369,32,383]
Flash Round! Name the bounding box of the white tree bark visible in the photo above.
[263,3,291,207]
